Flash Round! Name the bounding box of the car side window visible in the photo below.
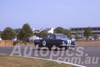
[49,35,55,39]
[44,35,50,39]
[43,34,56,39]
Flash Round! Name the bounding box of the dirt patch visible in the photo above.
[15,42,34,46]
[0,40,13,46]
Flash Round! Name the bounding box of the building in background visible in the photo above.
[70,27,100,37]
[45,28,54,33]
[32,27,54,34]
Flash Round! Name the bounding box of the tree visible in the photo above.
[93,35,98,40]
[75,31,80,40]
[0,31,2,36]
[17,24,33,42]
[83,27,92,40]
[64,29,71,38]
[38,30,47,37]
[54,27,71,38]
[1,27,16,40]
[54,27,64,33]
[14,28,21,35]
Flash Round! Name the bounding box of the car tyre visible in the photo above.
[35,44,40,50]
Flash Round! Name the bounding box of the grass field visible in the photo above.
[0,55,76,67]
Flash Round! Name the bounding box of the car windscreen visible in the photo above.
[56,34,68,40]
[43,34,55,39]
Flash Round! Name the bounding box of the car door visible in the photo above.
[40,34,52,47]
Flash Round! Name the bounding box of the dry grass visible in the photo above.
[76,40,100,46]
[0,40,13,46]
[1,40,100,46]
[0,55,76,67]
[16,42,34,46]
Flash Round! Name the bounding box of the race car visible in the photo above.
[34,33,76,50]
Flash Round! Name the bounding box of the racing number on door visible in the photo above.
[42,40,46,46]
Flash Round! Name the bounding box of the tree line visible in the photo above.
[0,24,98,42]
[0,24,33,42]
[75,27,98,40]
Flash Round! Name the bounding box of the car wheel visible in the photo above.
[50,45,58,51]
[35,44,40,49]
[65,46,69,50]
[52,45,57,49]
[42,40,46,47]
[48,45,57,50]
[61,46,69,50]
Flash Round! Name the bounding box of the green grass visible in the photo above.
[0,55,76,67]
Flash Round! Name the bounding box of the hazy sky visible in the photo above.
[0,0,100,30]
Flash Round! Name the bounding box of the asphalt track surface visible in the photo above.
[0,46,100,67]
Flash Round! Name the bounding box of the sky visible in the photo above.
[0,0,100,30]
